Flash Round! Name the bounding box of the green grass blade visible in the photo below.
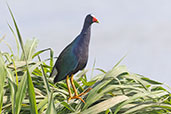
[113,55,126,69]
[83,65,128,110]
[8,24,20,58]
[27,69,38,114]
[15,61,42,114]
[6,65,17,114]
[8,6,38,114]
[32,48,51,59]
[38,56,51,95]
[50,48,54,70]
[141,77,162,84]
[8,5,25,55]
[61,102,75,112]
[20,38,38,61]
[7,75,17,114]
[32,48,54,70]
[15,72,27,114]
[2,40,19,85]
[114,90,168,114]
[0,52,7,112]
[0,35,6,43]
[95,68,106,73]
[83,79,112,110]
[1,52,12,63]
[124,103,171,114]
[81,95,128,114]
[45,92,57,114]
[37,97,48,110]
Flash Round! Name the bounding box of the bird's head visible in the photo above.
[85,14,99,24]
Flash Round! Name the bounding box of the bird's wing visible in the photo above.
[50,44,78,81]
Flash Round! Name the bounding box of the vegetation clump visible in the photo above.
[0,8,171,114]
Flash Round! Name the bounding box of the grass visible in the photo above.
[0,7,171,114]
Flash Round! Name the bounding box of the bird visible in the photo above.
[50,14,99,103]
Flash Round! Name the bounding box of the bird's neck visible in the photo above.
[80,23,91,44]
[80,23,91,49]
[81,22,91,34]
[72,22,91,55]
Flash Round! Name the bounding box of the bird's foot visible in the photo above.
[68,88,92,103]
[78,88,92,97]
[68,96,85,103]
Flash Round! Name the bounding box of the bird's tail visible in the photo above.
[50,67,58,77]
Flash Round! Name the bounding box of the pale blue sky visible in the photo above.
[1,0,171,86]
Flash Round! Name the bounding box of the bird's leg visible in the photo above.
[70,74,78,96]
[66,75,72,102]
[77,88,92,96]
[71,75,92,97]
[70,74,85,103]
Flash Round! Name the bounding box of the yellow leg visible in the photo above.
[71,74,92,97]
[77,88,92,96]
[70,74,78,96]
[67,74,92,103]
[66,75,72,102]
[70,74,85,103]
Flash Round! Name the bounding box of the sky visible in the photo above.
[0,0,171,86]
